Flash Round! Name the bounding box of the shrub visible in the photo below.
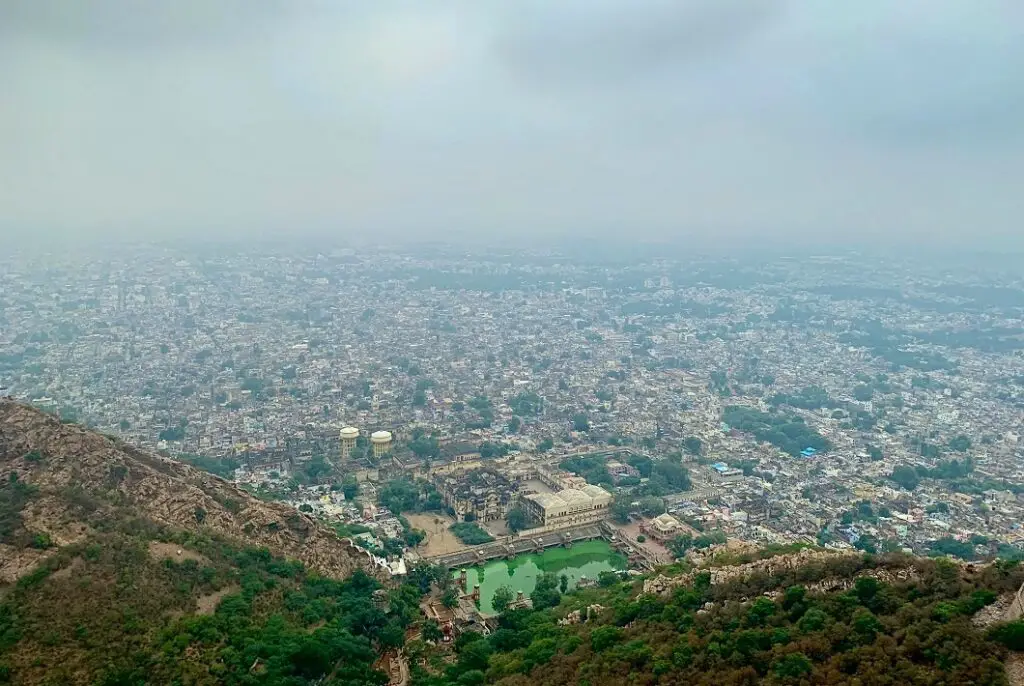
[990,621,1024,651]
[449,523,494,545]
[591,625,624,652]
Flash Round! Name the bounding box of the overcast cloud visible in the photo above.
[1,0,1023,249]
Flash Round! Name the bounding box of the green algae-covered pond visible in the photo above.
[452,540,628,614]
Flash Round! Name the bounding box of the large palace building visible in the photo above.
[521,484,612,528]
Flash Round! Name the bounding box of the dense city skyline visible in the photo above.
[3,244,1024,569]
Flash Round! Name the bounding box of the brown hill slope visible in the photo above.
[0,400,376,583]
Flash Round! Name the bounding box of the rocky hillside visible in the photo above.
[415,552,1024,686]
[0,400,376,583]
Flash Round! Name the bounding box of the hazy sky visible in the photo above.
[2,0,1023,248]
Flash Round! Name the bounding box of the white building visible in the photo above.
[522,485,612,528]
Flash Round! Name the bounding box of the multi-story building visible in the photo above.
[435,468,516,522]
[521,484,612,528]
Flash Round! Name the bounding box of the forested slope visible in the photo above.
[0,524,418,684]
[0,401,403,684]
[414,553,1024,686]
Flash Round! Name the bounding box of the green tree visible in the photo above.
[889,465,920,490]
[990,621,1024,651]
[531,573,562,610]
[851,608,883,643]
[409,436,440,459]
[591,625,624,652]
[611,495,633,524]
[458,670,485,686]
[492,585,515,614]
[853,384,874,401]
[442,587,459,609]
[459,640,493,672]
[559,574,569,594]
[949,434,972,452]
[683,436,703,456]
[668,534,694,558]
[652,461,692,491]
[422,620,443,643]
[772,652,813,679]
[479,441,510,459]
[638,495,665,517]
[509,392,543,416]
[572,413,590,432]
[506,507,530,534]
[798,607,829,633]
[449,523,494,545]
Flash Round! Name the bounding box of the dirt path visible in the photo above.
[406,513,468,558]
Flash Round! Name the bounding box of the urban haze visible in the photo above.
[2,2,1024,686]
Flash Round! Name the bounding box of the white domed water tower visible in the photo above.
[370,430,393,458]
[340,426,359,459]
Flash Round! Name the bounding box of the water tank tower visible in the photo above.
[370,430,393,458]
[340,426,359,459]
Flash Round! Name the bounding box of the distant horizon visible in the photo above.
[6,230,1024,263]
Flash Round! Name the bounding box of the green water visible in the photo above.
[453,540,628,615]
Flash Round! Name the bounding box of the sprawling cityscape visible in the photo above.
[3,243,1022,628]
[5,0,1024,682]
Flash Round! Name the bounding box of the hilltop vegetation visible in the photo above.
[0,401,397,684]
[412,553,1024,686]
[0,521,414,684]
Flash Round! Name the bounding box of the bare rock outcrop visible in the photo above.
[643,547,930,599]
[0,400,380,581]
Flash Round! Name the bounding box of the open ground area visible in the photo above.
[407,513,469,558]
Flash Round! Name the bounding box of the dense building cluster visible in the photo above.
[2,244,1024,568]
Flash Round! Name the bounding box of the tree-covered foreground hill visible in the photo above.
[411,553,1024,686]
[1,401,421,685]
[5,403,1024,685]
[0,519,427,685]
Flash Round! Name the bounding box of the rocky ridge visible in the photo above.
[0,400,377,583]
